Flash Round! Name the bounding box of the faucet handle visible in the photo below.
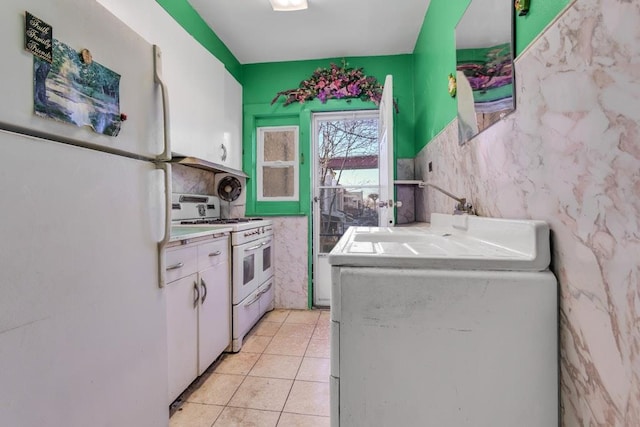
[454,201,475,215]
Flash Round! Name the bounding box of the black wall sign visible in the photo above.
[25,12,53,63]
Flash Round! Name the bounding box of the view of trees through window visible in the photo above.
[316,115,379,253]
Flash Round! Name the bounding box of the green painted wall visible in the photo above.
[412,0,468,154]
[515,0,571,54]
[155,0,241,81]
[242,98,381,309]
[413,0,571,154]
[243,55,415,158]
[156,0,570,155]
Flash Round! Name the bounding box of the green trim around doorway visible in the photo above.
[243,99,385,308]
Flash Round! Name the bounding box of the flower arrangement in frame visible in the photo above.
[271,60,397,111]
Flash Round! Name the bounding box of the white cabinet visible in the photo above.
[165,235,230,404]
[223,70,243,171]
[196,239,231,374]
[165,42,225,165]
[96,0,230,166]
[166,272,199,402]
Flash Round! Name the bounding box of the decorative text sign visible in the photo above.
[25,11,52,63]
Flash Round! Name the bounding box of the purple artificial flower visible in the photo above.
[347,82,360,96]
[333,87,348,99]
[317,88,328,103]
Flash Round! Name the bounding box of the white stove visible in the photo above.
[172,194,273,243]
[171,193,275,351]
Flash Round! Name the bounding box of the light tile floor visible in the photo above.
[170,309,331,427]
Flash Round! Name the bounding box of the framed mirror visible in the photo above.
[455,0,515,144]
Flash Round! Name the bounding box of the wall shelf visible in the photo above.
[394,180,425,188]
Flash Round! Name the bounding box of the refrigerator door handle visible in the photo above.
[157,163,172,288]
[154,45,171,161]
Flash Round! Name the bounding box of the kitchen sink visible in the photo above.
[330,213,551,271]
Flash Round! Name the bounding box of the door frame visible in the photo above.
[311,110,382,307]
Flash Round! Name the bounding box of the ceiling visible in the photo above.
[187,0,432,64]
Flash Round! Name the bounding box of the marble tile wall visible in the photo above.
[414,1,640,425]
[171,165,246,217]
[173,167,308,308]
[395,158,416,224]
[171,164,216,196]
[271,216,309,310]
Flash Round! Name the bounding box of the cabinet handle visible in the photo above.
[166,262,184,271]
[193,282,200,308]
[220,143,227,162]
[200,278,208,304]
[208,251,222,257]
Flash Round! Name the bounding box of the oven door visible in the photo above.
[260,236,274,282]
[232,235,272,304]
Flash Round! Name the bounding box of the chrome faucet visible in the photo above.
[424,183,475,215]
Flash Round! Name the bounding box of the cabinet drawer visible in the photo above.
[166,246,198,283]
[197,237,229,270]
[259,279,274,317]
[233,286,262,341]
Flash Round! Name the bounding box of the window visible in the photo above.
[257,126,299,201]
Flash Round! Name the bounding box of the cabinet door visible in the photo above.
[198,261,231,374]
[223,70,243,170]
[166,273,199,404]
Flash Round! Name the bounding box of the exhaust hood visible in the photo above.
[170,155,248,178]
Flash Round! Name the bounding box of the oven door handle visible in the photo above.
[258,282,273,296]
[244,238,273,252]
[244,291,263,307]
[245,243,264,252]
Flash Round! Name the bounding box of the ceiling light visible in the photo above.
[269,0,308,12]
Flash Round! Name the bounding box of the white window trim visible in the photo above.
[256,125,299,202]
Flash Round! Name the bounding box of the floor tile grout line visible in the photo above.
[273,315,320,422]
[171,310,330,426]
[215,313,292,425]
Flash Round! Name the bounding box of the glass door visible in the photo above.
[312,111,380,306]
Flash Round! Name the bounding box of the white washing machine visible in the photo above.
[328,214,558,427]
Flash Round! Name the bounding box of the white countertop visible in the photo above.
[169,225,233,243]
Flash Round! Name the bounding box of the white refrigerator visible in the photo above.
[0,1,172,426]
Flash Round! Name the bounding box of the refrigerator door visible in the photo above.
[0,0,162,159]
[0,130,169,427]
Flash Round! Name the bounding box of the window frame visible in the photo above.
[256,125,300,202]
